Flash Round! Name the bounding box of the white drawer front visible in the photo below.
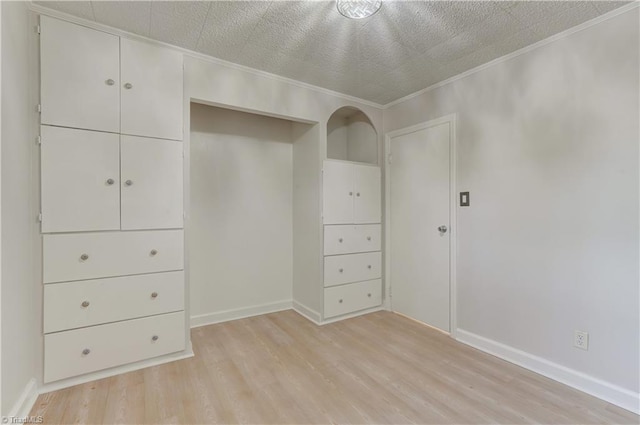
[45,311,185,383]
[324,252,382,287]
[43,230,184,283]
[44,271,184,333]
[324,279,382,319]
[324,224,381,255]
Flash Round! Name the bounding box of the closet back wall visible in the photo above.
[189,104,293,325]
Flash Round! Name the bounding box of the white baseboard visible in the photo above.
[7,378,38,418]
[320,306,384,325]
[292,301,322,325]
[190,300,292,328]
[39,345,194,394]
[456,329,640,415]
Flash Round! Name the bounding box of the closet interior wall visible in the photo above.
[189,103,301,325]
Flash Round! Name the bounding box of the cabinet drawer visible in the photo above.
[324,252,381,287]
[44,271,184,333]
[324,224,381,255]
[44,311,185,383]
[324,279,382,319]
[43,230,184,283]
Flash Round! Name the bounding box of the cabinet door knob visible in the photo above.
[106,178,115,185]
[80,254,89,261]
[356,192,361,197]
[339,268,344,273]
[124,180,133,186]
[367,293,372,297]
[338,238,343,243]
[106,79,115,86]
[152,335,159,341]
[150,249,158,256]
[367,265,372,269]
[151,292,158,299]
[349,191,353,196]
[81,301,90,308]
[367,236,371,241]
[124,82,133,89]
[82,348,91,355]
[339,299,343,303]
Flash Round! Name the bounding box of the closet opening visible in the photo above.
[188,102,316,325]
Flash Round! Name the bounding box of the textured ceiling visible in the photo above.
[35,1,628,104]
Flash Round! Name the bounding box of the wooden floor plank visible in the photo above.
[32,311,639,424]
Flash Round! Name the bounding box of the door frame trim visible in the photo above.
[384,114,458,337]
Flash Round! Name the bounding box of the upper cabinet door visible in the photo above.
[323,160,354,224]
[353,165,381,224]
[120,136,184,230]
[41,126,120,233]
[40,17,120,133]
[120,38,184,141]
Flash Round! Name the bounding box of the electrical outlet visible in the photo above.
[574,331,589,350]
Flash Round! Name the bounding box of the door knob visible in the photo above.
[125,180,133,186]
[105,79,115,86]
[106,178,115,185]
[438,225,448,233]
[124,83,133,89]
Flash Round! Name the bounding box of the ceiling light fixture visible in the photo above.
[336,0,382,19]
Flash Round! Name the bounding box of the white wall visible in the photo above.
[384,7,639,401]
[189,103,294,324]
[1,1,38,415]
[347,112,378,164]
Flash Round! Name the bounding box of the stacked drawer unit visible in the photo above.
[322,160,382,319]
[39,16,186,383]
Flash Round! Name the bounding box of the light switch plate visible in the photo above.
[460,192,470,207]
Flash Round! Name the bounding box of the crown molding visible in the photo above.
[383,2,640,109]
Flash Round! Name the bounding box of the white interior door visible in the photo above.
[120,38,183,141]
[120,136,184,230]
[389,121,451,332]
[40,126,120,233]
[323,160,354,224]
[40,16,120,133]
[353,164,381,224]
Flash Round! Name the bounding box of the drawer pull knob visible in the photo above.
[151,292,158,299]
[81,301,90,308]
[367,236,371,241]
[356,192,361,197]
[106,79,115,86]
[367,265,372,269]
[106,178,115,185]
[349,192,353,196]
[82,348,91,355]
[124,82,133,89]
[80,254,89,261]
[150,249,158,256]
[368,293,372,297]
[339,268,344,273]
[338,238,343,243]
[124,180,133,186]
[339,299,343,303]
[152,335,159,342]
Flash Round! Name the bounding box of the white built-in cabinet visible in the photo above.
[39,16,185,383]
[321,108,382,320]
[322,160,381,224]
[40,127,183,233]
[40,16,183,141]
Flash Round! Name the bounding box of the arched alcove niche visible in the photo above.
[327,107,378,164]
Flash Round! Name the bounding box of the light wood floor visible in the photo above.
[31,310,638,424]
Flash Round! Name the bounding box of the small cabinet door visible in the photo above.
[323,160,354,224]
[121,38,184,141]
[353,164,381,224]
[121,136,183,230]
[41,126,120,233]
[40,16,120,133]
